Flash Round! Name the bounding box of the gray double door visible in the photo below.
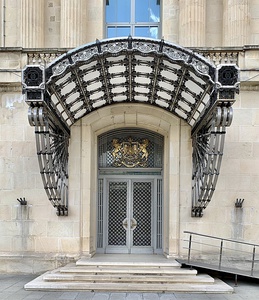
[106,179,154,254]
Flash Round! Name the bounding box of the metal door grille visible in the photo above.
[108,182,127,245]
[97,179,104,248]
[156,179,162,249]
[133,181,152,246]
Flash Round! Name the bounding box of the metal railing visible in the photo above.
[183,231,259,278]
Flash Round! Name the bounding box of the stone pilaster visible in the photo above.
[223,0,249,46]
[0,1,2,47]
[60,0,86,48]
[22,0,44,48]
[179,0,206,47]
[163,0,179,43]
[85,1,103,43]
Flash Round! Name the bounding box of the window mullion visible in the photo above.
[131,0,135,36]
[132,0,135,24]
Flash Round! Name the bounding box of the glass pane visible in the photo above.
[117,0,131,22]
[117,26,131,37]
[106,0,131,23]
[135,0,160,23]
[107,27,116,38]
[106,0,116,22]
[135,26,159,39]
[108,26,131,38]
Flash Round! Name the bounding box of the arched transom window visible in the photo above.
[98,128,164,170]
[105,0,161,39]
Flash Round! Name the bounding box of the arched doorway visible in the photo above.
[73,103,181,256]
[97,128,163,254]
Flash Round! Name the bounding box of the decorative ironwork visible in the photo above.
[156,179,163,249]
[106,180,153,249]
[112,138,149,168]
[43,37,215,128]
[22,65,70,216]
[133,181,152,246]
[22,37,240,217]
[108,182,127,246]
[217,65,239,86]
[98,128,163,169]
[191,106,233,217]
[23,66,44,87]
[26,49,240,67]
[191,64,239,217]
[29,106,69,216]
[22,65,45,104]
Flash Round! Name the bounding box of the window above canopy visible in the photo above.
[106,0,161,39]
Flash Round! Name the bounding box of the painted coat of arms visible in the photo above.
[112,138,149,168]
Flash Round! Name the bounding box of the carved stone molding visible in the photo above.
[240,85,259,91]
[0,85,22,92]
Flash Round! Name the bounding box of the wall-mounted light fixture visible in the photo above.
[235,198,244,208]
[17,197,27,205]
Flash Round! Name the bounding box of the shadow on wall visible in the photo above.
[232,198,244,240]
[15,198,33,252]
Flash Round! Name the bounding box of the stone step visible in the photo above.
[24,275,233,293]
[76,257,181,268]
[59,264,198,276]
[23,256,234,294]
[43,272,214,284]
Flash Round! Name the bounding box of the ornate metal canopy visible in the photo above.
[22,37,239,216]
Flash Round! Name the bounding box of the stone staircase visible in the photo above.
[24,254,233,293]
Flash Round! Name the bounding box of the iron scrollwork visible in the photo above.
[29,106,69,216]
[191,106,233,217]
[191,64,239,217]
[23,65,70,216]
[217,65,239,87]
[22,38,240,217]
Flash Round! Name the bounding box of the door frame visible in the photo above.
[97,174,163,254]
[106,178,154,254]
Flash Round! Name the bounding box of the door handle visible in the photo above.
[131,218,137,230]
[123,218,137,230]
[122,218,128,230]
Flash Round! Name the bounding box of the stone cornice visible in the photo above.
[0,84,22,92]
[240,84,259,91]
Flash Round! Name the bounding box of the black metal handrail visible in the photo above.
[183,231,259,278]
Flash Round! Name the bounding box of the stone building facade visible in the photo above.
[0,0,259,273]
